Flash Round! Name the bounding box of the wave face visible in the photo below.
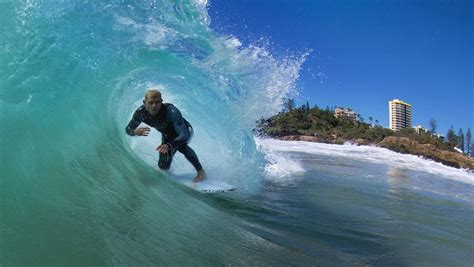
[0,0,308,265]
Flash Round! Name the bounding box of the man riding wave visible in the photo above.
[126,89,206,183]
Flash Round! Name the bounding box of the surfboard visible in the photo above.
[174,176,238,193]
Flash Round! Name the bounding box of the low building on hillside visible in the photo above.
[414,125,428,135]
[335,107,357,123]
[413,125,445,140]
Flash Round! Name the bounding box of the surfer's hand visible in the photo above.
[134,127,151,136]
[156,144,170,154]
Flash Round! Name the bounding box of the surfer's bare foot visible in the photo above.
[193,169,206,183]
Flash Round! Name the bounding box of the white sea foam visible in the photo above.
[258,141,305,178]
[256,138,474,185]
[255,137,306,186]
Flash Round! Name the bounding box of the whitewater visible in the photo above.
[1,0,473,266]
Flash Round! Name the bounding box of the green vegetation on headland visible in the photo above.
[255,105,474,171]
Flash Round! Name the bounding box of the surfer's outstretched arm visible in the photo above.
[125,108,150,136]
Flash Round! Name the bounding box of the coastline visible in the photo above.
[274,135,474,171]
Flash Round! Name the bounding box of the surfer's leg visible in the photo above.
[177,144,203,172]
[158,148,177,170]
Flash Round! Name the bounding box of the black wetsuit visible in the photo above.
[125,103,203,172]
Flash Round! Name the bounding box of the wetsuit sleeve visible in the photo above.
[125,109,143,136]
[166,105,190,148]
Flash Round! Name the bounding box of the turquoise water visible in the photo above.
[1,1,473,266]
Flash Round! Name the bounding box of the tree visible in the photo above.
[458,128,464,152]
[429,118,437,133]
[375,119,379,126]
[305,101,310,112]
[466,128,472,155]
[285,98,295,112]
[369,116,373,126]
[446,126,457,146]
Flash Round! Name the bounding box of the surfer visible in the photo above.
[125,89,206,183]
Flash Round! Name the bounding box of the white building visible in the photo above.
[335,107,357,123]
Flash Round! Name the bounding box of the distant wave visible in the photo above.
[256,138,474,185]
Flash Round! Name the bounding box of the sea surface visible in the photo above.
[1,1,473,266]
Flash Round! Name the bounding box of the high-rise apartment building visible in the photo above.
[389,99,412,131]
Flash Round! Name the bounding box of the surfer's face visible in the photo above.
[144,96,162,116]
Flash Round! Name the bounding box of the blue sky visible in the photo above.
[208,0,473,136]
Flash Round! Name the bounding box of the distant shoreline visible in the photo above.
[273,135,474,172]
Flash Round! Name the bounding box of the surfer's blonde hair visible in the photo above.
[145,89,162,101]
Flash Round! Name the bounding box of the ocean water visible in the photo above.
[1,1,473,266]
